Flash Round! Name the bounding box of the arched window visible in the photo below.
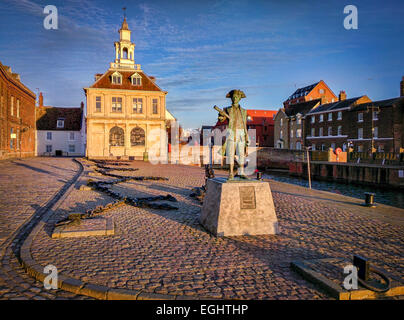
[109,126,124,146]
[123,48,128,59]
[130,127,145,146]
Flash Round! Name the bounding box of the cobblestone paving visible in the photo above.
[0,157,92,300]
[29,161,404,299]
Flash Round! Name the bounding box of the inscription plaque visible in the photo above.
[239,186,256,209]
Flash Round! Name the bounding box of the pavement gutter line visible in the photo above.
[18,158,203,300]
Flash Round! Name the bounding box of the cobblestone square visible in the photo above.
[0,157,403,300]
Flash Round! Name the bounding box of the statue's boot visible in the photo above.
[238,169,249,179]
[228,173,234,180]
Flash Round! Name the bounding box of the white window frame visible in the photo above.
[358,112,363,122]
[111,72,122,85]
[311,128,315,137]
[328,113,332,121]
[46,145,52,153]
[328,127,332,136]
[319,127,323,136]
[337,126,342,136]
[132,98,143,114]
[95,96,102,112]
[296,129,301,138]
[68,144,75,153]
[68,132,75,141]
[56,119,64,128]
[10,96,14,116]
[319,114,324,122]
[373,126,378,138]
[311,116,315,123]
[358,128,363,139]
[46,132,52,140]
[130,73,142,86]
[112,97,123,113]
[337,111,342,120]
[372,111,379,120]
[152,98,158,114]
[16,99,20,118]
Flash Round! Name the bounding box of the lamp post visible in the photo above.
[305,146,312,189]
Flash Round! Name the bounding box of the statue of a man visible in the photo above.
[215,89,249,180]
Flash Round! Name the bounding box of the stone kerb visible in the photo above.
[18,158,202,300]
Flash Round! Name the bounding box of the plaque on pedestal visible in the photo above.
[199,178,278,237]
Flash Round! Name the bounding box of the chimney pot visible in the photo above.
[39,92,43,107]
[339,90,347,101]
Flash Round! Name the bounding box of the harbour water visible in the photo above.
[263,171,404,209]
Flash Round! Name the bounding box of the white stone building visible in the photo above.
[36,102,85,156]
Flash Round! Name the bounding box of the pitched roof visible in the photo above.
[350,97,404,112]
[90,70,162,91]
[36,106,82,131]
[306,96,366,114]
[286,82,319,101]
[0,61,36,99]
[285,99,321,117]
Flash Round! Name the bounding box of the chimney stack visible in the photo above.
[339,90,347,101]
[400,76,404,97]
[39,92,43,107]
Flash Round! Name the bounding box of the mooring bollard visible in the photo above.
[364,192,376,207]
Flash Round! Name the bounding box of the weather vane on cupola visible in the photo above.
[123,7,126,19]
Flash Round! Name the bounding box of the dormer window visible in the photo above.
[130,73,142,86]
[57,118,65,128]
[111,71,122,84]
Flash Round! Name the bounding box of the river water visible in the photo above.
[263,171,404,209]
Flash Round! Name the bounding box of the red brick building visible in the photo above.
[0,61,36,160]
[283,80,338,108]
[347,97,404,153]
[213,109,277,147]
[305,95,371,151]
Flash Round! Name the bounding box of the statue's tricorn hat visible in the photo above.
[226,89,246,98]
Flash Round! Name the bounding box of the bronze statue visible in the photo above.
[214,89,249,180]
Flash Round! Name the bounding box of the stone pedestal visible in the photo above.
[200,178,278,237]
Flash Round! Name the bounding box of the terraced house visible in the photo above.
[36,93,85,157]
[274,99,321,150]
[347,97,404,154]
[0,61,36,160]
[305,94,371,151]
[84,17,168,160]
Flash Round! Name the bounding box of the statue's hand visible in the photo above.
[218,115,225,122]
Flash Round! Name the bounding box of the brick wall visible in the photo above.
[0,63,36,160]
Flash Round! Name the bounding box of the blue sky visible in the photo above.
[0,0,403,128]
